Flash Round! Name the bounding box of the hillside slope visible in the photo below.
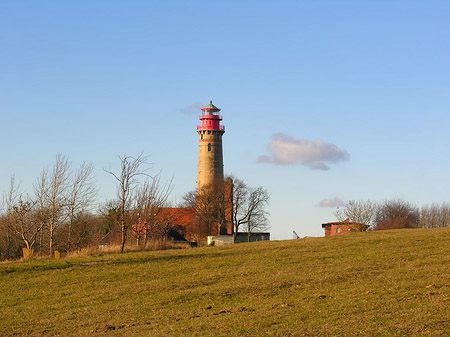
[1,228,450,336]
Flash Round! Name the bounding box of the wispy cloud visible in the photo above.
[180,102,204,115]
[318,197,346,208]
[257,133,350,170]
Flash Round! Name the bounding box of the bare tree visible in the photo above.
[181,180,225,238]
[242,187,270,242]
[334,199,378,230]
[375,199,419,230]
[1,176,21,259]
[230,177,248,237]
[46,154,71,256]
[193,179,227,237]
[104,153,151,253]
[66,162,98,251]
[180,190,196,209]
[34,167,50,255]
[10,197,43,254]
[133,176,173,247]
[3,176,46,257]
[420,202,450,228]
[229,176,270,242]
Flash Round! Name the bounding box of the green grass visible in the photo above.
[2,228,450,336]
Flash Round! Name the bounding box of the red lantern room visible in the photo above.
[197,100,225,132]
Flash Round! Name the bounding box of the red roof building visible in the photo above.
[321,218,368,237]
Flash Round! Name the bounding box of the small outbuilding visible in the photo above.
[321,218,368,237]
[234,232,270,243]
[207,232,270,246]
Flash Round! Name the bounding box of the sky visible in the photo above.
[1,0,449,240]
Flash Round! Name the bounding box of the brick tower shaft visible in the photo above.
[196,100,225,191]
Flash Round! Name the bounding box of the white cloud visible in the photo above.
[257,133,350,170]
[318,197,346,208]
[180,102,204,115]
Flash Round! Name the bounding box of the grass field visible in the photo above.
[1,228,450,336]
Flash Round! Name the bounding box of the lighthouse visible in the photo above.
[196,100,225,191]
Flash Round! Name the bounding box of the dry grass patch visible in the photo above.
[1,228,450,336]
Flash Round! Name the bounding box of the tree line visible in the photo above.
[0,155,101,260]
[0,154,270,260]
[334,199,450,230]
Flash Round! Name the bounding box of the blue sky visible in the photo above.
[1,0,449,239]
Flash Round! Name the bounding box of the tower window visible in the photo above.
[208,143,211,152]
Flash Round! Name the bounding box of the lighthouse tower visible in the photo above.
[196,100,225,191]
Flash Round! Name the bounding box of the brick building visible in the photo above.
[321,218,368,237]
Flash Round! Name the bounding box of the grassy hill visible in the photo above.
[1,228,450,336]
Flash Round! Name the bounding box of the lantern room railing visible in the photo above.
[197,125,225,131]
[199,114,222,120]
